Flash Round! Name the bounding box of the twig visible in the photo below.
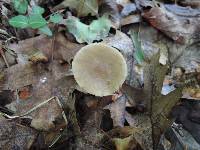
[1,96,68,127]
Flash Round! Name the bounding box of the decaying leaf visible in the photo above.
[125,111,153,150]
[0,117,37,150]
[171,101,200,144]
[28,97,67,131]
[28,50,48,63]
[99,0,121,28]
[3,63,70,131]
[113,135,137,150]
[3,61,77,145]
[101,126,141,150]
[172,43,200,72]
[142,5,200,44]
[143,52,183,148]
[121,83,146,107]
[120,14,141,26]
[8,33,84,63]
[116,0,132,6]
[66,15,112,44]
[180,0,200,8]
[104,95,126,127]
[182,88,200,100]
[162,125,200,150]
[53,0,98,17]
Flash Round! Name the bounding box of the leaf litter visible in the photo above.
[0,0,199,149]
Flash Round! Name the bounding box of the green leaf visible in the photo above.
[49,13,62,23]
[66,15,111,43]
[31,5,45,15]
[39,26,52,36]
[12,0,28,14]
[28,14,47,29]
[129,30,145,64]
[9,15,29,28]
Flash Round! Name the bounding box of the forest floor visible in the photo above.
[0,0,199,150]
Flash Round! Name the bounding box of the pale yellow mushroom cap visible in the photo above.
[72,43,127,96]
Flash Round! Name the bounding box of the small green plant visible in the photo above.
[9,0,110,40]
[129,30,145,64]
[12,0,28,14]
[9,0,63,36]
[66,15,111,43]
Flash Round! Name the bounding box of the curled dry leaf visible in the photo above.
[142,5,200,44]
[72,43,127,96]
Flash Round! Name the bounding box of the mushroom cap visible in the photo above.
[72,43,127,96]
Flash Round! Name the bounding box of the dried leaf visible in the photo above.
[0,117,37,149]
[53,0,98,17]
[101,126,141,150]
[121,3,137,17]
[180,0,200,8]
[8,33,84,63]
[99,0,120,28]
[104,95,126,127]
[125,111,153,150]
[3,61,76,132]
[142,5,200,44]
[113,136,137,150]
[171,101,200,144]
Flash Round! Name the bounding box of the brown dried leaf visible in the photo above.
[142,5,200,44]
[29,97,66,131]
[4,62,75,132]
[121,14,141,26]
[8,33,84,63]
[101,126,142,150]
[104,95,126,127]
[53,0,98,17]
[0,117,37,150]
[125,111,153,150]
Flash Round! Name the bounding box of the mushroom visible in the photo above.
[72,43,127,96]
